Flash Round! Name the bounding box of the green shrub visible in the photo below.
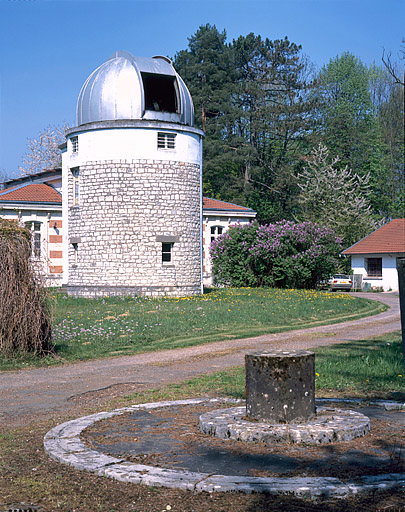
[211,220,342,288]
[0,219,53,356]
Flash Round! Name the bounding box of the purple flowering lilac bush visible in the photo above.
[211,221,342,289]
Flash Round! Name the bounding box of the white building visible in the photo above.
[202,197,256,285]
[343,219,405,292]
[61,51,204,297]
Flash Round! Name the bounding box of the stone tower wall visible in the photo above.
[66,158,201,297]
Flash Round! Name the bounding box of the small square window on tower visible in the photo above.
[162,242,173,263]
[71,136,79,153]
[157,132,176,150]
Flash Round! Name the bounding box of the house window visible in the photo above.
[71,167,80,205]
[25,221,42,258]
[71,136,78,153]
[157,132,176,150]
[366,257,382,277]
[162,242,173,264]
[210,225,223,244]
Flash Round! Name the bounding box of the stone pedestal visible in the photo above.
[245,350,315,423]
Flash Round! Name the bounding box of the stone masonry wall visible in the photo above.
[67,159,201,297]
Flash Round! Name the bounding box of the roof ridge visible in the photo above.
[343,219,405,255]
[0,183,62,203]
[203,197,255,211]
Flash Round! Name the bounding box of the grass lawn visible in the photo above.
[122,331,405,403]
[0,288,385,370]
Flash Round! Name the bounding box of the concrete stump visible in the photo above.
[245,350,315,423]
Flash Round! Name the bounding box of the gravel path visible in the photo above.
[0,292,400,428]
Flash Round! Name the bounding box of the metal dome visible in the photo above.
[76,51,194,127]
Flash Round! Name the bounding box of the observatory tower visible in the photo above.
[61,51,204,297]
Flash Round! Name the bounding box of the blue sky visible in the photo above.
[0,0,404,179]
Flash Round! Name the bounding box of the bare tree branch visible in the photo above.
[382,40,405,174]
[18,123,70,176]
[382,42,405,86]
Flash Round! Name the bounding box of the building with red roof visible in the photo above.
[0,183,62,203]
[343,219,405,291]
[202,197,256,285]
[0,170,63,285]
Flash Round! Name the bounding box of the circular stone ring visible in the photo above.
[44,398,405,498]
[199,406,371,444]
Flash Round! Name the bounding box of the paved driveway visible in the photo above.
[0,293,400,428]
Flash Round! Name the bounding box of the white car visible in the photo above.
[330,275,352,292]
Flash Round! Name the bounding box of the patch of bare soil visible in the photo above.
[82,402,404,480]
[0,411,403,512]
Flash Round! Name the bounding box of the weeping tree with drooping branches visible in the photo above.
[0,219,53,357]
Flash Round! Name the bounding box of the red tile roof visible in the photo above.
[203,197,255,212]
[343,219,405,255]
[0,184,61,203]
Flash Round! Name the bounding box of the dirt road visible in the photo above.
[0,292,400,428]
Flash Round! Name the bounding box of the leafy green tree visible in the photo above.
[297,143,376,249]
[175,30,402,224]
[316,52,375,173]
[375,52,405,218]
[315,53,403,219]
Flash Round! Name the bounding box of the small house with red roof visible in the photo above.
[343,219,405,292]
[202,197,256,285]
[0,169,63,285]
